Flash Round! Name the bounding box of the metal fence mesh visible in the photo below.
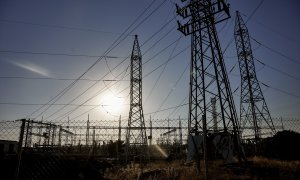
[0,117,300,179]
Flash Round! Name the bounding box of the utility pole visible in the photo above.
[234,11,276,144]
[125,35,148,162]
[176,0,245,169]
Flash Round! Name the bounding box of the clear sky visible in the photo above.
[0,0,299,123]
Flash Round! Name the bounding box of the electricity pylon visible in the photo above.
[125,35,148,162]
[234,11,276,143]
[176,0,245,161]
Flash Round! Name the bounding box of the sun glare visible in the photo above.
[101,93,124,115]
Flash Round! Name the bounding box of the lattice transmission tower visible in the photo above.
[234,11,276,142]
[125,35,148,161]
[176,0,244,160]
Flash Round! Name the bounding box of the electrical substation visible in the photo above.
[1,0,300,179]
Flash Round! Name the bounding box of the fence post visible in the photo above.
[202,115,208,180]
[14,119,26,180]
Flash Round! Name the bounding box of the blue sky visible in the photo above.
[0,0,299,123]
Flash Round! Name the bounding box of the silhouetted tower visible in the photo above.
[86,119,90,146]
[24,120,33,148]
[179,117,183,145]
[234,11,276,142]
[125,35,148,161]
[176,0,245,164]
[211,97,218,132]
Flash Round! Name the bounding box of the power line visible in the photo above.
[55,41,190,121]
[0,50,123,59]
[144,36,182,103]
[223,0,265,54]
[152,62,189,118]
[53,21,180,121]
[0,102,125,106]
[36,0,188,121]
[254,57,300,81]
[56,38,190,121]
[167,94,188,118]
[48,19,182,121]
[142,24,176,57]
[43,0,169,121]
[250,19,300,45]
[143,39,189,75]
[0,18,132,36]
[3,1,174,121]
[27,0,162,120]
[0,76,129,81]
[260,81,300,99]
[245,0,265,23]
[251,37,300,66]
[144,103,188,116]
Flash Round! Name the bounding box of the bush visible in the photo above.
[260,130,300,160]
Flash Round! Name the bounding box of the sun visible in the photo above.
[101,93,124,115]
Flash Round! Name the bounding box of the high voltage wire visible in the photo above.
[167,94,189,118]
[0,18,133,36]
[152,62,189,118]
[0,50,123,59]
[0,102,131,106]
[251,37,300,66]
[5,0,272,122]
[140,18,176,48]
[52,67,131,121]
[223,0,265,54]
[254,57,300,81]
[143,39,189,72]
[144,36,182,103]
[250,19,300,46]
[0,26,183,121]
[245,0,265,23]
[144,103,189,116]
[152,0,263,119]
[54,41,190,121]
[0,76,129,82]
[44,0,233,121]
[26,0,164,120]
[41,55,129,121]
[53,14,183,119]
[48,102,189,122]
[38,1,166,121]
[1,2,207,121]
[260,81,300,99]
[54,37,190,121]
[142,25,176,57]
[75,39,189,119]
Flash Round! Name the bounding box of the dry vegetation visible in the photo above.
[104,157,300,179]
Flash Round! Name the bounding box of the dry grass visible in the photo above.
[105,160,245,179]
[104,157,300,179]
[250,156,300,172]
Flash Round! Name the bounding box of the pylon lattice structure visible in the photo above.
[125,35,148,161]
[176,0,244,160]
[234,11,276,141]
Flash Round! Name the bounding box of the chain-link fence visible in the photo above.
[0,117,299,179]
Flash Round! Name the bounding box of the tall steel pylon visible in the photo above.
[176,0,244,161]
[125,35,148,162]
[234,11,276,142]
